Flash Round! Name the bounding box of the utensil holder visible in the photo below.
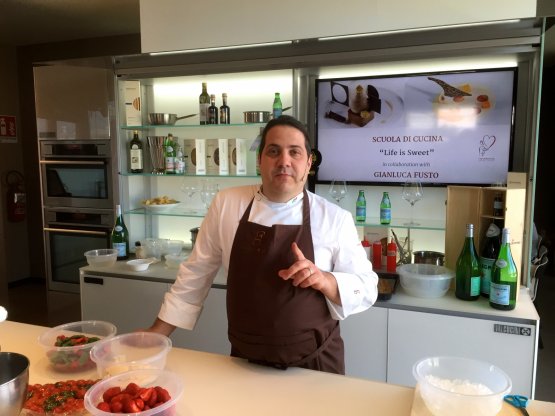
[147,136,166,174]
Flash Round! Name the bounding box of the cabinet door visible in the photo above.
[80,274,168,333]
[387,309,536,397]
[342,306,388,382]
[170,286,229,355]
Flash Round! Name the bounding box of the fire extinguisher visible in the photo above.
[5,170,26,222]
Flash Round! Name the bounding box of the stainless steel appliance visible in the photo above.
[39,140,114,209]
[43,207,114,293]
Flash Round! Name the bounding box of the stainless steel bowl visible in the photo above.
[0,352,30,416]
[243,111,271,123]
[413,250,445,266]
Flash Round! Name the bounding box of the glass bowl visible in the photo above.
[84,249,118,267]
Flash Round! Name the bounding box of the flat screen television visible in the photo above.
[315,68,517,186]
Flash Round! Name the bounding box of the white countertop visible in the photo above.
[2,320,553,416]
[81,261,539,324]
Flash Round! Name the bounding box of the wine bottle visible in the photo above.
[208,94,218,124]
[129,130,143,174]
[356,190,366,222]
[220,93,230,124]
[111,204,129,260]
[380,191,391,224]
[493,193,504,217]
[164,133,176,174]
[479,222,501,297]
[272,92,283,119]
[199,82,210,125]
[175,142,185,174]
[455,223,481,301]
[490,228,518,310]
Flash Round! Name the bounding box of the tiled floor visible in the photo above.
[6,276,555,402]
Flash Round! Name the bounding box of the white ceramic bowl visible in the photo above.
[38,320,117,373]
[90,332,172,378]
[84,369,184,416]
[413,356,512,416]
[84,249,118,267]
[397,263,454,298]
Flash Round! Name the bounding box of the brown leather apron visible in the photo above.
[227,189,345,374]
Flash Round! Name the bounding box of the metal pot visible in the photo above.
[243,107,293,124]
[148,113,197,125]
[243,111,271,123]
[413,251,445,266]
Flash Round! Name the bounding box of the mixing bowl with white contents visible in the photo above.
[412,356,512,416]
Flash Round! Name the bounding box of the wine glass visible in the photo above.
[200,181,219,211]
[402,181,423,226]
[181,179,200,199]
[329,180,347,206]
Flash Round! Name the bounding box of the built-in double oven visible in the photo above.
[39,140,116,293]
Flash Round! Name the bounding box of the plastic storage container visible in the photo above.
[38,320,117,373]
[397,263,454,298]
[84,249,118,267]
[90,332,172,378]
[84,369,184,416]
[412,356,512,416]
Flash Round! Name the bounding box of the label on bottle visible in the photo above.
[356,205,366,221]
[114,225,123,232]
[130,148,143,170]
[495,259,508,268]
[490,282,511,305]
[380,208,391,223]
[273,108,282,118]
[199,103,209,123]
[470,275,481,296]
[480,257,495,295]
[113,242,127,258]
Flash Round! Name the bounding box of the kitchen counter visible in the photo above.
[2,320,554,416]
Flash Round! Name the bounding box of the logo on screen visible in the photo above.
[479,135,496,157]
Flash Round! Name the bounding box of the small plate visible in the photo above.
[142,202,180,212]
[126,258,158,271]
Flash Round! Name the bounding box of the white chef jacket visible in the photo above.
[159,185,379,330]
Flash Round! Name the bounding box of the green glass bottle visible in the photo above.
[455,223,481,301]
[199,82,210,125]
[129,130,143,174]
[355,190,366,222]
[272,92,282,119]
[380,191,391,224]
[111,204,129,260]
[479,222,501,297]
[164,133,176,174]
[489,228,518,310]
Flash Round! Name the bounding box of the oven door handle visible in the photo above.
[39,160,106,165]
[44,227,109,236]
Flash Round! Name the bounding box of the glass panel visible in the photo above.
[45,164,108,199]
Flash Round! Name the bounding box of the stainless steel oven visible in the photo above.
[39,140,115,209]
[44,207,114,293]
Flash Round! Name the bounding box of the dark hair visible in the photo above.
[259,115,311,159]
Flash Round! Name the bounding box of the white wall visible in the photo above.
[140,0,537,53]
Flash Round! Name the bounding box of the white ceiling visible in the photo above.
[0,0,140,47]
[0,1,553,67]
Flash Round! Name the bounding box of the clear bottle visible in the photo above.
[355,190,366,222]
[129,130,143,174]
[199,82,210,125]
[455,223,481,301]
[175,142,185,174]
[208,94,218,124]
[164,133,176,174]
[272,92,283,119]
[490,228,518,310]
[220,93,230,124]
[479,222,501,297]
[111,204,129,260]
[380,191,391,224]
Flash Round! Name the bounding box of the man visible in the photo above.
[147,115,378,374]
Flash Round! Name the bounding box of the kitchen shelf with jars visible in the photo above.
[116,69,292,247]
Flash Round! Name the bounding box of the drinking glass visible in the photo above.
[200,181,219,211]
[181,179,200,199]
[402,181,423,226]
[329,180,347,206]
